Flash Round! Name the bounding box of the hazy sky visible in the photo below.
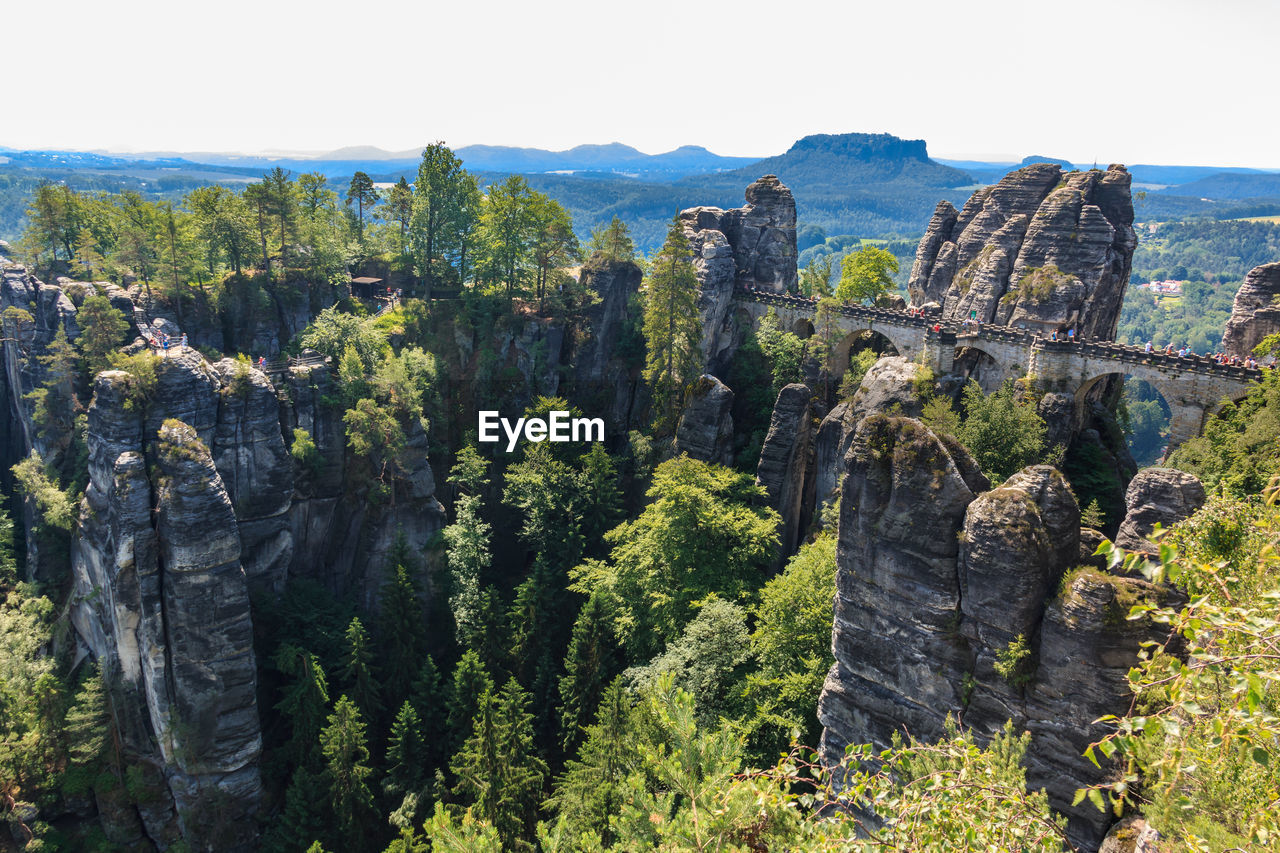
[8,0,1278,168]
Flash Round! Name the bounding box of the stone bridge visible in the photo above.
[735,289,1263,449]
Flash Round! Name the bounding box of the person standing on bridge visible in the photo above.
[180,333,188,350]
[1145,341,1153,354]
[1067,328,1076,343]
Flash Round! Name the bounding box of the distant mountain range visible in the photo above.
[3,134,1280,248]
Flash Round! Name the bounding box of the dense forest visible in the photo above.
[1,143,1279,852]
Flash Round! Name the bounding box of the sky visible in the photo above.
[7,0,1279,169]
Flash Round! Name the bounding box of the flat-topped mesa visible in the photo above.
[681,175,799,372]
[908,163,1136,341]
[1220,262,1280,359]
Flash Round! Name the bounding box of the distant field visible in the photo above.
[1236,214,1280,223]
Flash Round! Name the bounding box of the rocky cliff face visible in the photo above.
[908,163,1136,340]
[755,383,817,558]
[569,255,645,435]
[1220,262,1280,359]
[72,370,262,850]
[674,375,735,467]
[818,416,1178,850]
[1114,467,1206,553]
[681,175,798,372]
[0,265,449,849]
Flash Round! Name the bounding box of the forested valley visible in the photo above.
[0,146,1278,853]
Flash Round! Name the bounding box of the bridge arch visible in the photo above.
[952,344,1015,392]
[830,328,900,379]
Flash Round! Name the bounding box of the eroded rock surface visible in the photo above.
[571,255,645,434]
[682,175,798,371]
[755,383,816,557]
[1115,467,1206,553]
[675,375,735,466]
[908,163,1136,340]
[1220,262,1280,359]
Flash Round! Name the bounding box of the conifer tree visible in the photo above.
[409,655,446,769]
[75,293,131,376]
[558,592,620,753]
[587,216,636,263]
[444,448,491,648]
[263,767,326,853]
[473,586,509,677]
[446,650,494,755]
[346,171,379,241]
[320,695,378,852]
[338,617,381,723]
[378,540,426,711]
[577,444,622,549]
[546,678,637,846]
[274,645,331,769]
[641,216,701,434]
[451,680,549,849]
[384,701,427,798]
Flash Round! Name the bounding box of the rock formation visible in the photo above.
[908,163,1136,340]
[1220,262,1280,359]
[681,175,798,372]
[818,416,1179,850]
[1115,467,1206,553]
[674,375,735,467]
[570,255,645,435]
[755,383,816,557]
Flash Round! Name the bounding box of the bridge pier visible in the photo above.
[1166,403,1207,456]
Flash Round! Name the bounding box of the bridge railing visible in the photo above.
[733,288,1266,382]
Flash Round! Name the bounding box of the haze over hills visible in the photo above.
[3,132,1280,249]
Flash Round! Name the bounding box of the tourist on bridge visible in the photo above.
[1067,328,1076,343]
[180,333,188,350]
[1145,341,1153,354]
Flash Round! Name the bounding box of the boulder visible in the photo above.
[1220,262,1280,359]
[674,375,735,467]
[1115,467,1206,552]
[848,356,925,422]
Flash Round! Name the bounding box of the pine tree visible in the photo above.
[346,171,379,241]
[587,216,636,263]
[507,559,566,755]
[642,216,702,434]
[446,650,493,755]
[61,664,111,797]
[338,617,382,724]
[451,680,549,849]
[577,444,622,549]
[263,766,327,853]
[75,293,131,376]
[558,593,620,753]
[274,645,331,769]
[378,541,425,712]
[384,701,427,798]
[444,448,491,649]
[473,586,509,677]
[409,655,446,768]
[546,678,637,846]
[320,695,378,852]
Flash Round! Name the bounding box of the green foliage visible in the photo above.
[446,651,494,756]
[75,292,131,376]
[106,349,159,411]
[290,427,321,475]
[320,695,379,852]
[741,534,837,756]
[451,680,549,850]
[840,348,878,399]
[12,449,74,531]
[755,309,804,394]
[338,617,381,722]
[0,586,59,805]
[836,245,899,304]
[421,802,503,852]
[626,597,751,726]
[377,543,426,710]
[954,380,1048,481]
[274,644,331,770]
[1083,503,1280,850]
[993,633,1035,687]
[586,217,636,263]
[384,701,426,798]
[570,456,779,661]
[300,306,387,368]
[558,592,619,753]
[799,253,834,298]
[1080,499,1106,530]
[920,394,961,437]
[1170,366,1280,495]
[444,451,492,649]
[641,217,701,434]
